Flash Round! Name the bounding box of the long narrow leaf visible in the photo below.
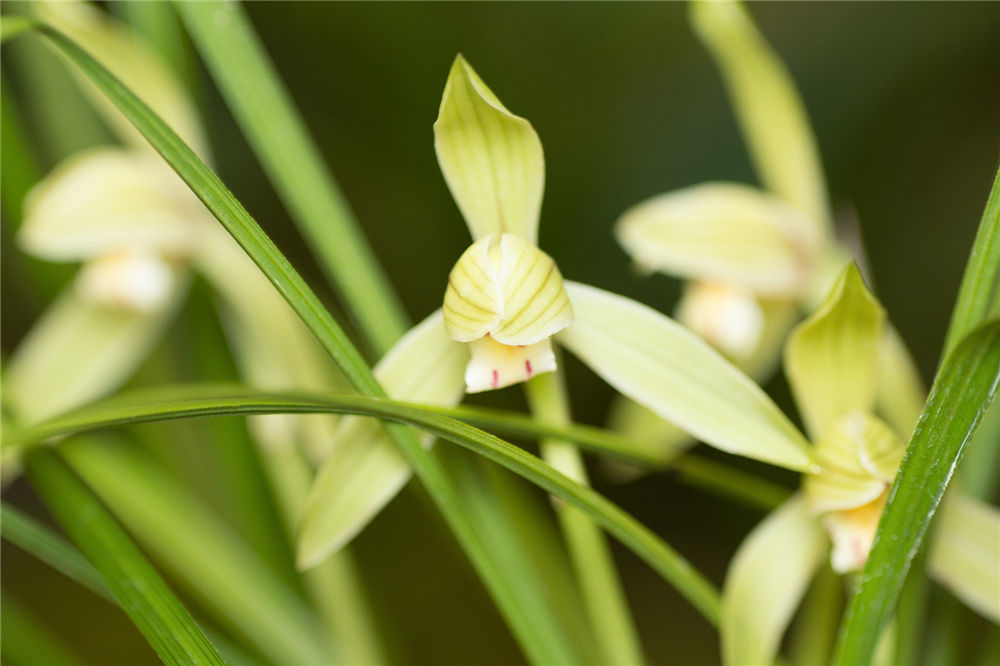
[175,0,406,356]
[9,384,722,625]
[942,164,1000,357]
[23,447,225,666]
[834,321,1000,665]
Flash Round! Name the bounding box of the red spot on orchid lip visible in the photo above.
[525,360,533,376]
[491,369,499,388]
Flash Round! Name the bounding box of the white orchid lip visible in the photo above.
[75,248,176,311]
[676,281,765,361]
[443,233,573,391]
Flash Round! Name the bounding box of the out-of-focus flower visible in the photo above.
[297,55,818,568]
[720,265,999,666]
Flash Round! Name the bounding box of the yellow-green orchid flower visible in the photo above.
[720,265,999,666]
[297,55,819,568]
[607,0,925,475]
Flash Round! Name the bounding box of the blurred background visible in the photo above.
[2,2,998,664]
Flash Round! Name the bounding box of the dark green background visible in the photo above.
[2,2,998,664]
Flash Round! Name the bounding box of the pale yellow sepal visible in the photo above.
[297,311,468,569]
[875,326,926,439]
[32,0,208,157]
[434,55,545,244]
[443,233,573,346]
[929,495,1000,623]
[689,0,831,236]
[19,148,200,262]
[4,276,186,426]
[557,281,815,471]
[616,183,819,298]
[785,264,885,440]
[804,411,903,515]
[721,494,828,666]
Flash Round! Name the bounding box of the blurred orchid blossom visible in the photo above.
[720,264,999,666]
[608,0,925,473]
[298,55,818,568]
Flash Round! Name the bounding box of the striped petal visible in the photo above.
[434,55,544,244]
[297,311,467,568]
[557,281,814,471]
[785,264,885,440]
[443,233,573,346]
[721,495,828,666]
[616,182,819,297]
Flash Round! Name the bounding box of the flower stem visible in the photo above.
[525,368,646,666]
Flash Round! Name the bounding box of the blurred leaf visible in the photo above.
[1,592,91,666]
[875,326,926,439]
[558,281,814,471]
[23,447,225,666]
[834,321,1000,666]
[8,384,723,626]
[59,436,336,665]
[785,264,885,440]
[721,494,828,666]
[176,0,406,356]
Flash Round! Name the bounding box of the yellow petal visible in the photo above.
[434,55,545,244]
[443,233,573,346]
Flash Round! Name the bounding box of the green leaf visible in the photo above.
[833,321,1000,666]
[942,163,1000,358]
[23,447,225,666]
[434,54,545,244]
[785,264,885,440]
[615,182,819,296]
[58,436,337,666]
[721,494,828,666]
[1,592,90,666]
[175,0,407,356]
[928,494,1000,624]
[558,281,815,471]
[7,384,723,626]
[689,0,831,234]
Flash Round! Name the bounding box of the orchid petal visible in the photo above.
[875,326,926,440]
[616,183,819,297]
[721,495,828,666]
[557,281,814,471]
[785,264,885,440]
[19,148,201,262]
[33,0,208,157]
[4,278,185,426]
[443,233,572,345]
[434,55,544,244]
[689,0,830,234]
[804,411,902,514]
[929,494,1000,623]
[297,311,467,568]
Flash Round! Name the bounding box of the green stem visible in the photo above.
[526,370,646,666]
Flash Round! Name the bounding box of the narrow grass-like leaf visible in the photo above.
[8,385,722,625]
[23,447,225,666]
[942,164,1000,357]
[1,592,90,666]
[175,0,406,356]
[10,22,586,665]
[1,502,263,666]
[834,321,1000,666]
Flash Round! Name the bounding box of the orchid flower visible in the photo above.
[297,54,819,568]
[4,0,343,462]
[607,0,925,471]
[720,264,999,666]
